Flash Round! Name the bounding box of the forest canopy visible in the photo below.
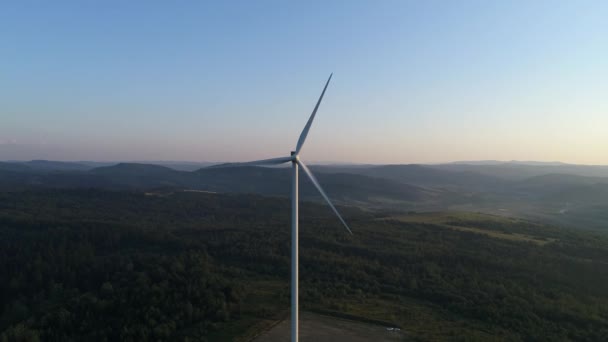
[1,189,607,341]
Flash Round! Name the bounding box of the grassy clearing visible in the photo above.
[309,297,505,341]
[443,225,555,245]
[383,211,557,245]
[385,211,516,224]
[232,278,505,341]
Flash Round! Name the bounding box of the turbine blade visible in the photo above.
[297,160,353,234]
[211,156,292,168]
[295,73,333,154]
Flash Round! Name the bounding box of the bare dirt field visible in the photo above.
[252,312,405,342]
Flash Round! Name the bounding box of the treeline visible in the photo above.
[1,189,607,341]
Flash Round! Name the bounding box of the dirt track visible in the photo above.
[253,312,404,342]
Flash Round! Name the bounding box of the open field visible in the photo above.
[383,211,557,245]
[253,312,404,342]
[443,225,555,245]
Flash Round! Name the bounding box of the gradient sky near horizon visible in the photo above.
[1,1,607,164]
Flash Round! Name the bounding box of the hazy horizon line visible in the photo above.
[3,159,608,167]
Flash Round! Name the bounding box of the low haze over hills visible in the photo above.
[2,160,608,230]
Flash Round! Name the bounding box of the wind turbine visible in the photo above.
[219,73,352,342]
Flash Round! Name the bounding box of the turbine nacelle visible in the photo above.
[290,152,299,162]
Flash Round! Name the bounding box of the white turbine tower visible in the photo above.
[219,74,352,342]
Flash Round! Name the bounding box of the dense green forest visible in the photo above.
[1,189,607,341]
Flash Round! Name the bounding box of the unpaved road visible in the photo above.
[253,312,404,342]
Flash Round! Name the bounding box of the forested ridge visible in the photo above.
[3,161,608,230]
[1,189,607,341]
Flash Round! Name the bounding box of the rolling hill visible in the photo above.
[0,163,438,207]
[314,164,507,190]
[433,162,608,180]
[2,160,608,230]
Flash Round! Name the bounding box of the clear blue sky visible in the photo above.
[1,1,607,164]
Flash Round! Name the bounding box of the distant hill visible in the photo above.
[433,163,608,180]
[0,160,94,172]
[548,183,608,204]
[315,164,506,190]
[194,166,434,204]
[2,160,608,229]
[22,160,93,171]
[1,160,219,173]
[0,163,435,207]
[0,168,112,190]
[80,161,217,171]
[515,173,608,196]
[0,162,33,173]
[446,160,568,166]
[90,163,190,187]
[147,161,218,171]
